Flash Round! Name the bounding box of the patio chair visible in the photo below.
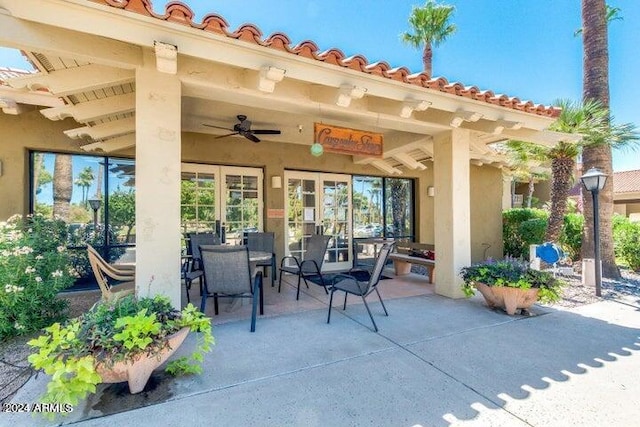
[199,245,264,332]
[87,244,136,302]
[278,234,331,300]
[326,242,393,332]
[184,232,221,303]
[246,232,276,286]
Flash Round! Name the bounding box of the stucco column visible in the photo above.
[502,173,513,210]
[433,129,471,298]
[135,66,182,307]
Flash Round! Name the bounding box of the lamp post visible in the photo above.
[88,198,102,234]
[580,167,607,297]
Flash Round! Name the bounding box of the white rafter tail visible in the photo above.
[450,109,484,128]
[470,159,484,166]
[399,99,431,118]
[258,66,286,93]
[41,92,135,122]
[336,83,366,107]
[0,97,26,115]
[6,64,134,96]
[492,119,523,134]
[80,134,135,153]
[64,117,135,140]
[370,159,402,175]
[154,41,178,74]
[392,152,427,170]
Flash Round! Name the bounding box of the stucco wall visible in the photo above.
[470,165,504,262]
[0,114,505,267]
[0,110,79,220]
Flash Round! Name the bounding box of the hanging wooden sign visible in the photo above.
[314,123,383,157]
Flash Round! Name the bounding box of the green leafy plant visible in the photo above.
[460,258,565,304]
[613,214,640,272]
[0,214,76,340]
[27,295,214,417]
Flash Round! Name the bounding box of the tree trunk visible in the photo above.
[545,156,575,242]
[53,154,73,221]
[32,153,43,202]
[422,43,433,78]
[581,0,619,278]
[526,177,535,208]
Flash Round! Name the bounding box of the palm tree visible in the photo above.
[52,154,73,221]
[506,100,636,243]
[503,140,549,209]
[401,1,456,78]
[580,0,624,277]
[74,166,95,207]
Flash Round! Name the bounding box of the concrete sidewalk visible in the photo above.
[6,292,640,426]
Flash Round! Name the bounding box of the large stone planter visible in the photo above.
[96,327,189,393]
[473,283,539,315]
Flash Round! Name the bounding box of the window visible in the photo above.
[30,151,136,281]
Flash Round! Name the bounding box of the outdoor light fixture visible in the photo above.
[88,198,102,232]
[310,142,324,157]
[580,167,607,297]
[271,176,282,189]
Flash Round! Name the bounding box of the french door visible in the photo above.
[180,164,263,244]
[284,171,352,272]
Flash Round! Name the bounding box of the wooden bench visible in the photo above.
[388,242,435,283]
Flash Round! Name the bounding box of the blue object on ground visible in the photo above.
[536,242,564,264]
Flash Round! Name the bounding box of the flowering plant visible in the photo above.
[0,214,76,340]
[460,257,565,304]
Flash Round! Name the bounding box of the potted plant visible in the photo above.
[27,294,214,415]
[460,258,565,315]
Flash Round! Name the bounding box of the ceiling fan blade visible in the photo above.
[252,129,281,135]
[215,132,238,139]
[243,132,261,143]
[203,123,233,131]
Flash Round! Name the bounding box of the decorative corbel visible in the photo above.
[492,119,523,134]
[336,84,367,107]
[258,66,286,93]
[399,99,431,119]
[450,109,483,128]
[154,41,178,74]
[0,97,23,115]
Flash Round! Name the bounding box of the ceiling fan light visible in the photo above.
[310,142,324,157]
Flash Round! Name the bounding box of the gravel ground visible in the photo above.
[2,269,639,404]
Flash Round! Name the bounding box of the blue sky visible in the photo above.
[1,0,638,171]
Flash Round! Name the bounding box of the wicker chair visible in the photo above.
[200,245,264,332]
[327,242,393,332]
[87,244,135,302]
[278,234,331,300]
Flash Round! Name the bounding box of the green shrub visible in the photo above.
[0,214,76,341]
[559,213,584,261]
[613,215,640,271]
[503,208,548,259]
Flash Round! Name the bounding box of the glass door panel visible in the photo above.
[221,167,263,245]
[180,166,218,235]
[284,171,351,272]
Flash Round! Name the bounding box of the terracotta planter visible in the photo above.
[473,283,539,315]
[96,327,189,393]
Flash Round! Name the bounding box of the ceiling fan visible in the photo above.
[203,114,281,143]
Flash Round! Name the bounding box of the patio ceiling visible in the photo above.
[0,0,577,174]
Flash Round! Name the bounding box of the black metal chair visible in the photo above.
[199,245,264,332]
[183,232,221,303]
[246,232,276,286]
[327,242,393,332]
[278,234,331,300]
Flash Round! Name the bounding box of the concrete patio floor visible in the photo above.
[6,270,640,426]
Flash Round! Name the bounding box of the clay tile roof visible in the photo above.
[95,0,560,118]
[613,170,640,193]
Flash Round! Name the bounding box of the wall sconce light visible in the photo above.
[271,176,282,189]
[427,186,435,197]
